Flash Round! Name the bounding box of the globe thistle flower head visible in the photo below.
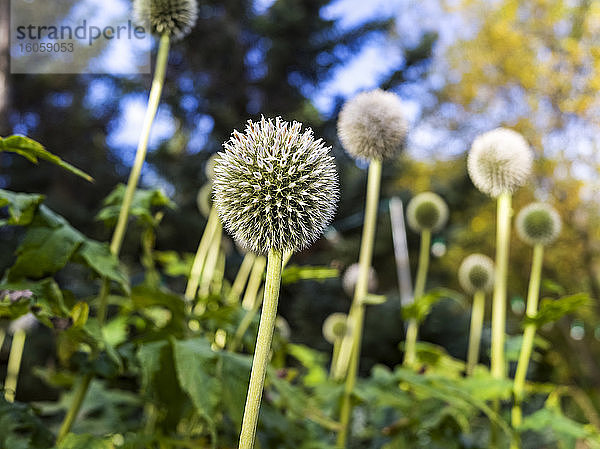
[337,89,408,161]
[406,192,449,233]
[196,182,213,218]
[342,263,378,297]
[467,128,533,198]
[213,117,339,255]
[9,313,37,334]
[516,202,562,246]
[133,0,198,40]
[458,254,495,294]
[322,313,349,344]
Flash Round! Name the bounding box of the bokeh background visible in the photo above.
[1,0,600,407]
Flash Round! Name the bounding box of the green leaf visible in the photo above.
[287,344,328,387]
[171,337,220,417]
[360,294,387,305]
[0,135,93,182]
[0,189,44,226]
[0,397,55,449]
[96,184,175,228]
[521,407,600,447]
[154,250,195,277]
[137,340,169,393]
[281,265,339,284]
[402,288,464,323]
[0,278,69,323]
[73,240,130,293]
[219,351,252,426]
[56,433,115,449]
[7,206,85,280]
[525,293,590,327]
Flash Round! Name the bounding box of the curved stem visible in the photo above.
[242,256,267,310]
[330,338,342,378]
[403,229,431,367]
[185,206,219,302]
[228,287,264,352]
[466,290,486,376]
[228,253,256,304]
[4,329,26,402]
[337,158,382,448]
[511,244,544,447]
[198,221,223,298]
[57,34,171,443]
[238,249,282,449]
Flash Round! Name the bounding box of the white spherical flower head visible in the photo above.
[406,192,449,233]
[322,313,349,344]
[133,0,198,40]
[9,313,38,334]
[337,89,408,161]
[516,202,562,246]
[467,128,533,197]
[213,117,339,255]
[458,254,495,294]
[342,263,378,297]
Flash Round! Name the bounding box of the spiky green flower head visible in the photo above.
[458,254,495,294]
[342,263,378,297]
[133,0,198,40]
[337,89,408,161]
[322,313,350,344]
[516,202,562,246]
[196,182,212,217]
[406,192,449,233]
[213,117,339,255]
[467,128,533,198]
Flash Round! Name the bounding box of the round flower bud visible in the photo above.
[337,89,408,161]
[205,153,218,180]
[133,0,198,40]
[9,313,37,334]
[458,254,495,294]
[342,263,378,297]
[516,202,561,246]
[196,182,213,218]
[213,117,339,255]
[322,313,349,344]
[467,128,533,198]
[406,192,449,233]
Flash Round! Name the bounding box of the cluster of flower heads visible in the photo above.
[212,117,339,255]
[337,89,408,161]
[516,202,562,247]
[406,192,449,233]
[468,128,533,198]
[458,254,495,294]
[133,0,198,40]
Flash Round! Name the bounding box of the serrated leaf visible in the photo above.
[96,185,175,228]
[521,407,600,446]
[0,397,55,449]
[73,240,129,293]
[219,351,251,426]
[0,189,45,226]
[525,293,590,327]
[0,135,93,182]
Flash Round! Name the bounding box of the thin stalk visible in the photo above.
[238,249,282,449]
[185,207,220,302]
[198,221,223,297]
[212,251,226,295]
[466,290,486,376]
[242,256,267,310]
[330,338,342,379]
[228,287,264,352]
[490,191,512,449]
[337,158,382,449]
[491,192,511,380]
[227,252,257,304]
[0,328,5,353]
[403,229,431,367]
[4,329,26,402]
[57,33,171,443]
[511,244,544,447]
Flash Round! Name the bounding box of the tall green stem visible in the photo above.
[403,229,431,367]
[490,192,512,448]
[511,244,544,448]
[491,192,511,379]
[227,252,257,304]
[238,249,282,449]
[466,290,485,376]
[57,34,171,443]
[337,158,382,448]
[198,221,223,298]
[4,329,26,402]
